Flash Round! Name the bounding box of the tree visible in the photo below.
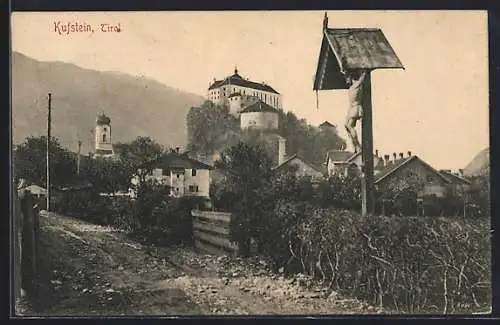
[317,172,361,210]
[114,136,165,184]
[13,136,75,187]
[376,171,426,216]
[464,175,490,218]
[215,142,274,256]
[186,101,239,154]
[79,157,132,194]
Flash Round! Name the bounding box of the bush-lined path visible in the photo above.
[26,212,381,316]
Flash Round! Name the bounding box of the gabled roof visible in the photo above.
[319,121,336,128]
[374,156,451,184]
[241,100,279,114]
[345,152,384,167]
[439,170,472,185]
[313,27,404,91]
[145,152,213,170]
[208,70,280,94]
[326,150,356,163]
[274,154,323,173]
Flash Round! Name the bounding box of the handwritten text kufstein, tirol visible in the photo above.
[53,21,122,35]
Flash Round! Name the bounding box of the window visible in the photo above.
[176,174,180,178]
[103,127,107,131]
[426,175,434,182]
[189,185,199,193]
[102,134,107,142]
[162,169,168,176]
[192,169,197,176]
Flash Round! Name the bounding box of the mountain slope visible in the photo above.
[12,52,204,154]
[463,147,489,177]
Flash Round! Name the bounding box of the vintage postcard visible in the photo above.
[11,11,491,317]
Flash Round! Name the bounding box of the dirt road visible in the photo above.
[26,212,380,316]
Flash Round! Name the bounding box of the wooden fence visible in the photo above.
[191,210,239,256]
[13,186,41,311]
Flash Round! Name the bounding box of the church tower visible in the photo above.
[94,112,114,158]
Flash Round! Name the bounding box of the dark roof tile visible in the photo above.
[374,156,451,184]
[208,72,280,94]
[146,152,213,170]
[241,100,279,113]
[319,121,336,128]
[439,170,472,185]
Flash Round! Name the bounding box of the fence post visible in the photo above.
[13,182,23,312]
[21,192,39,298]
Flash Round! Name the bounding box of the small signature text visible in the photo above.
[53,21,122,35]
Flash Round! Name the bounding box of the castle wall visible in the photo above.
[240,111,279,130]
[208,84,282,109]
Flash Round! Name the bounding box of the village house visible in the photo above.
[273,154,325,185]
[438,169,472,195]
[374,153,452,198]
[325,150,360,177]
[130,149,213,198]
[326,149,463,199]
[271,134,326,184]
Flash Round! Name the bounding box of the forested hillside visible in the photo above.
[186,100,346,165]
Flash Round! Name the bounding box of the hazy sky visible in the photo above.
[11,11,488,170]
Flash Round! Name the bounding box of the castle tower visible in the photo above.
[94,112,114,157]
[228,92,244,116]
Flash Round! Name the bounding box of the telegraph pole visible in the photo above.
[77,140,82,176]
[46,93,52,213]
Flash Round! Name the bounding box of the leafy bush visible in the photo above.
[60,179,198,247]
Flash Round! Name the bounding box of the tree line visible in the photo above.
[186,100,347,165]
[12,135,167,194]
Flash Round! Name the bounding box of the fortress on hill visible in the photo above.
[207,68,282,131]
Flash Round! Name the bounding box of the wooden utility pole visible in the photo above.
[46,93,51,212]
[77,140,82,176]
[361,72,375,216]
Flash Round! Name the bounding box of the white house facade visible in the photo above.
[207,68,282,110]
[130,152,213,198]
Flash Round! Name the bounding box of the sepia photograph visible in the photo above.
[10,10,491,316]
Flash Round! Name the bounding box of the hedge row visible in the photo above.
[282,206,491,314]
[54,186,200,247]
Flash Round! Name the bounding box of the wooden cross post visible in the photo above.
[312,14,404,218]
[361,72,375,216]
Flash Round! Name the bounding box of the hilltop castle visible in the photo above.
[207,68,282,130]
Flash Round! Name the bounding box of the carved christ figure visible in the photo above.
[344,69,368,153]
